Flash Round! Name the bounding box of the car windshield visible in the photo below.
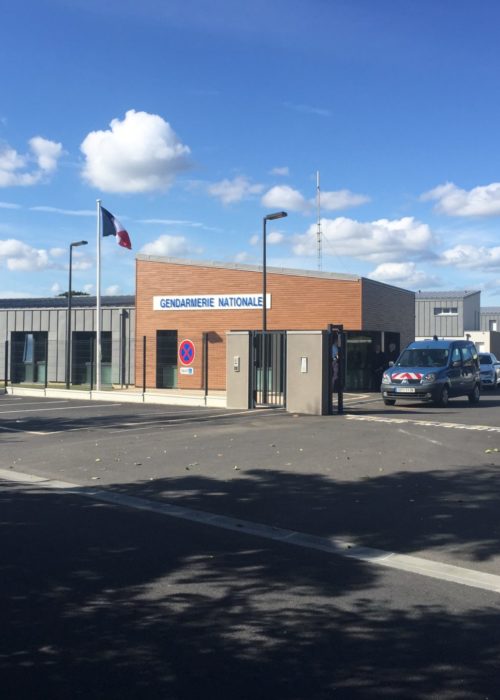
[479,354,492,364]
[397,348,449,367]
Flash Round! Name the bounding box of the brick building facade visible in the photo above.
[135,256,415,392]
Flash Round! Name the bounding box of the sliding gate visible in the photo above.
[250,331,287,408]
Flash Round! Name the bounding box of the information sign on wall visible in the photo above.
[153,294,271,311]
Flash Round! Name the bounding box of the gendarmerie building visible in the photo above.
[135,256,415,394]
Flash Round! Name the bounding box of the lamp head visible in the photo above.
[264,211,287,221]
[71,240,88,247]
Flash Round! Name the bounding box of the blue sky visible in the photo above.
[2,0,500,301]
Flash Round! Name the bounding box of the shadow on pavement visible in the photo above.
[2,473,500,698]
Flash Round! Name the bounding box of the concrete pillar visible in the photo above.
[226,331,251,409]
[286,331,329,415]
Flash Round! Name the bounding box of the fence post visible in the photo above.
[142,335,147,393]
[44,335,48,388]
[90,336,94,391]
[4,340,8,391]
[203,332,209,398]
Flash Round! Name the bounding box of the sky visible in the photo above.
[2,0,500,301]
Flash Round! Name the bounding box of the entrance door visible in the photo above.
[250,331,286,408]
[156,330,178,388]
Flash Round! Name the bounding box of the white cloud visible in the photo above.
[0,238,56,271]
[208,176,264,204]
[140,234,201,257]
[250,231,284,246]
[293,216,434,263]
[72,257,93,271]
[49,247,66,258]
[260,185,369,213]
[80,110,191,193]
[31,206,94,216]
[29,137,63,173]
[105,284,121,295]
[0,201,21,209]
[267,231,285,244]
[139,218,203,227]
[262,185,309,212]
[422,182,500,217]
[0,137,63,187]
[439,244,500,270]
[284,102,331,117]
[320,189,370,211]
[270,166,289,176]
[368,262,440,288]
[235,251,250,263]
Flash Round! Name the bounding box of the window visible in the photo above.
[489,320,498,331]
[451,347,462,365]
[461,346,474,367]
[434,306,458,316]
[22,334,34,363]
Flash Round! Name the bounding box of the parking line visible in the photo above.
[109,409,264,432]
[0,403,121,415]
[0,424,54,435]
[346,414,500,433]
[1,467,500,595]
[0,398,61,405]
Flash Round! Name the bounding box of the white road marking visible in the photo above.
[346,414,500,433]
[0,424,53,435]
[1,466,500,595]
[397,428,443,446]
[0,400,69,407]
[110,409,262,432]
[0,403,121,415]
[0,407,261,436]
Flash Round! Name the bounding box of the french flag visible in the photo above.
[101,206,132,250]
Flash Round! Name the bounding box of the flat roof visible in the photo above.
[136,254,361,282]
[0,295,135,310]
[481,307,500,313]
[416,290,480,300]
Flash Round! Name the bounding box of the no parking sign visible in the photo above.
[179,338,195,366]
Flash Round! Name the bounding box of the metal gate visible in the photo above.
[250,331,287,408]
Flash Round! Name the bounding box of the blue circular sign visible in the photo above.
[179,339,195,366]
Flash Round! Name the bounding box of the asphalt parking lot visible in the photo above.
[2,389,500,575]
[3,390,500,697]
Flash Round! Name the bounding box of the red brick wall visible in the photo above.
[136,259,363,390]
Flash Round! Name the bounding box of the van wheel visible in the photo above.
[383,398,396,406]
[436,386,449,407]
[468,384,480,404]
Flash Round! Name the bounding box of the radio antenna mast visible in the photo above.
[316,170,322,271]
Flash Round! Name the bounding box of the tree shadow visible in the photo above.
[102,463,500,564]
[2,481,500,699]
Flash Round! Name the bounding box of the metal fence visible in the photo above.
[2,333,135,389]
[250,331,287,408]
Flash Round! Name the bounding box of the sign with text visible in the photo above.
[153,293,271,311]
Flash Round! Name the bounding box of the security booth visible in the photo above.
[136,255,415,407]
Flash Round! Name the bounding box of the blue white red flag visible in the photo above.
[101,206,132,250]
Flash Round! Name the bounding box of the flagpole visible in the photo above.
[96,199,102,391]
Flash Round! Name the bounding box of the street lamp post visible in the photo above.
[262,211,287,404]
[66,240,88,389]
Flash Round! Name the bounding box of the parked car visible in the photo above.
[478,352,500,389]
[381,339,480,407]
